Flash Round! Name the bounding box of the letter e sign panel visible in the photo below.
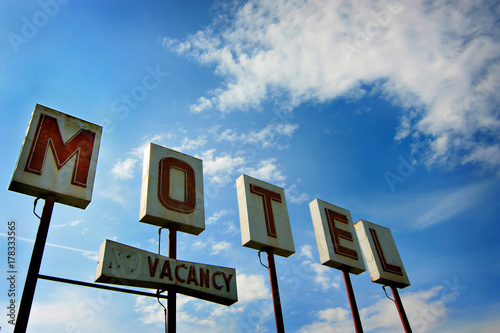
[309,199,365,274]
[8,104,102,209]
[140,143,205,235]
[236,174,295,257]
[355,220,410,288]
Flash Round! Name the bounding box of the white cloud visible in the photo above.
[164,0,500,170]
[70,219,83,226]
[192,240,207,249]
[300,244,315,260]
[111,158,138,180]
[298,307,354,333]
[207,209,233,225]
[210,240,231,255]
[190,96,214,113]
[173,136,207,151]
[53,219,83,228]
[299,245,341,291]
[361,286,448,333]
[236,273,271,303]
[97,182,129,206]
[240,158,286,183]
[28,287,125,333]
[201,149,246,184]
[244,123,298,149]
[241,158,286,182]
[300,286,451,333]
[213,122,299,149]
[286,183,310,204]
[130,133,173,157]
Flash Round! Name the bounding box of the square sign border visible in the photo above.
[309,199,366,275]
[8,104,102,209]
[236,174,295,258]
[139,142,205,235]
[355,220,411,288]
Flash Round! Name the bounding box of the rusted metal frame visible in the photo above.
[341,267,364,333]
[167,224,177,333]
[14,194,56,333]
[266,248,285,333]
[390,286,413,333]
[38,274,169,299]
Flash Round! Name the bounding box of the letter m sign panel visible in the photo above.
[9,104,102,209]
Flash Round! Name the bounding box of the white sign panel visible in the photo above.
[95,240,237,306]
[140,143,205,235]
[9,104,102,209]
[355,220,410,288]
[309,199,365,274]
[236,174,295,257]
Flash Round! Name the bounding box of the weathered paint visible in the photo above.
[309,199,366,274]
[95,240,237,306]
[355,220,410,288]
[139,143,205,235]
[236,174,295,257]
[9,104,102,209]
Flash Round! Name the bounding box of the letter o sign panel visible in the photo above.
[140,143,205,235]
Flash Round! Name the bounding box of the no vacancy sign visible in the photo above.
[95,240,237,306]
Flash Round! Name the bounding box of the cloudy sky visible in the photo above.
[1,0,500,332]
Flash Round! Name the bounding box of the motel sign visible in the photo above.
[9,104,102,208]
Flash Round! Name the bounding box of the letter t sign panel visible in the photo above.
[236,174,295,257]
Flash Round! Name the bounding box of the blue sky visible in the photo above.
[1,0,500,332]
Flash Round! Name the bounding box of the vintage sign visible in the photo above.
[355,220,410,288]
[140,143,205,235]
[236,174,295,257]
[309,199,366,274]
[95,240,237,306]
[9,104,102,209]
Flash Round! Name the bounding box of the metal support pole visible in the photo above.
[390,286,412,333]
[341,268,364,333]
[167,224,177,333]
[267,249,285,333]
[14,194,56,333]
[38,274,169,299]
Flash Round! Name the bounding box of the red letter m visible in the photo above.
[24,113,96,187]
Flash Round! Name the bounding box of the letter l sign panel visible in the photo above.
[355,220,410,288]
[9,104,102,209]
